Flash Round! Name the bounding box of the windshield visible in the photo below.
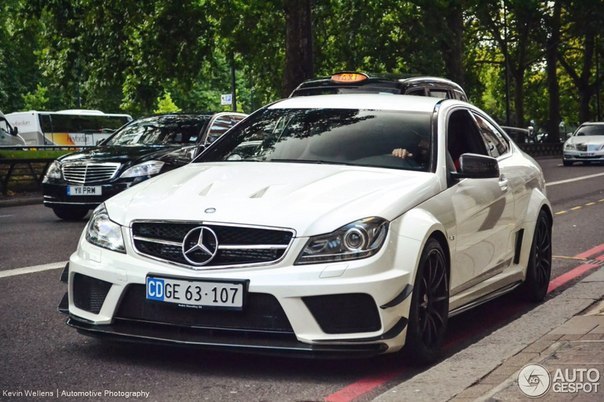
[576,125,604,136]
[197,108,433,171]
[105,115,210,146]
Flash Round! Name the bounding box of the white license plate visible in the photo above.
[67,186,102,196]
[581,152,594,157]
[146,276,244,309]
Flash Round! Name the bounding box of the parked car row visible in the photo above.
[58,71,553,364]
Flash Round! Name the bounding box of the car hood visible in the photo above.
[566,135,604,146]
[58,145,178,164]
[105,162,440,237]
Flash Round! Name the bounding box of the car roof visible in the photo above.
[270,93,445,113]
[290,71,467,99]
[577,122,604,127]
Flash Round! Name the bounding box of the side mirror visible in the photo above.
[452,153,499,179]
[11,126,18,135]
[191,145,205,160]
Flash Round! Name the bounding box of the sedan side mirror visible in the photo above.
[452,153,500,179]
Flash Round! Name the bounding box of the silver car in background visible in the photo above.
[563,122,604,166]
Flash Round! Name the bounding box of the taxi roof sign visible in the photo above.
[330,72,368,84]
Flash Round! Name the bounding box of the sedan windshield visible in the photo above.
[576,125,604,136]
[198,108,433,171]
[105,115,209,146]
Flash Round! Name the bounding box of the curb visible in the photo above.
[373,266,604,402]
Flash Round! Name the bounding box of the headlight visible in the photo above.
[44,160,62,180]
[85,204,125,253]
[295,217,389,265]
[564,142,576,151]
[119,160,165,179]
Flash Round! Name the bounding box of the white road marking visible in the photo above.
[0,261,67,279]
[546,171,604,187]
[0,214,14,218]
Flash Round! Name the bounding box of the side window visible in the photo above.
[447,109,487,160]
[428,89,450,99]
[406,88,426,96]
[206,116,240,145]
[472,113,509,158]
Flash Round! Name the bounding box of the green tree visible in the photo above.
[22,84,49,110]
[154,91,181,114]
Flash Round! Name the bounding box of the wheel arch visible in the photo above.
[391,208,452,286]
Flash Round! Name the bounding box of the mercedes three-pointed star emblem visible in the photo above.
[181,226,219,266]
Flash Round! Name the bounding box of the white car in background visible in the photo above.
[60,94,552,363]
[563,122,604,166]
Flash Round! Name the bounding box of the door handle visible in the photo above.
[499,176,509,191]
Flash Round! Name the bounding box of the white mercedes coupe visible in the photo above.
[60,94,552,363]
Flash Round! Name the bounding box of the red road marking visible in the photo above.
[324,244,604,402]
[575,243,604,259]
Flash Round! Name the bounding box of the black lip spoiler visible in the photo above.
[66,316,395,359]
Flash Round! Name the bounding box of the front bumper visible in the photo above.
[43,181,132,208]
[563,150,604,163]
[61,229,419,357]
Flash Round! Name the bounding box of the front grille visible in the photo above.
[115,284,294,333]
[576,144,587,151]
[131,222,294,268]
[62,162,121,184]
[303,293,381,334]
[72,273,112,314]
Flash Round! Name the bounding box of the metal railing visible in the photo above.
[0,145,93,194]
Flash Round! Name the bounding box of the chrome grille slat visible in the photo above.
[62,162,121,184]
[131,222,295,269]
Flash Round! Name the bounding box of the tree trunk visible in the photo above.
[282,0,314,98]
[545,1,561,142]
[441,4,465,87]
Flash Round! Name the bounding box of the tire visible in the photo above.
[404,238,449,365]
[52,206,89,221]
[562,160,573,166]
[519,210,552,302]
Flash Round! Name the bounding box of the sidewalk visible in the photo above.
[375,266,604,402]
[0,191,42,208]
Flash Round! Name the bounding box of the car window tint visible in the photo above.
[200,108,433,172]
[472,113,509,158]
[447,109,488,162]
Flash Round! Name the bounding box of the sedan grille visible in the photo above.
[62,162,121,184]
[576,143,587,151]
[131,221,295,269]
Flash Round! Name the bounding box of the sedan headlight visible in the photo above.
[119,160,165,179]
[44,160,62,180]
[85,204,125,253]
[564,142,576,151]
[295,217,389,265]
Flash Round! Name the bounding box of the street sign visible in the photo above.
[221,94,233,106]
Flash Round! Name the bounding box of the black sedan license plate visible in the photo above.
[146,276,244,309]
[67,185,101,196]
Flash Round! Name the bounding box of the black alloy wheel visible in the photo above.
[519,210,552,302]
[404,238,449,365]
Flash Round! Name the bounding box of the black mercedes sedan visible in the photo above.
[43,112,247,220]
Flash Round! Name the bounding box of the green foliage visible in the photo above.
[154,92,181,114]
[0,0,601,127]
[22,84,49,110]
